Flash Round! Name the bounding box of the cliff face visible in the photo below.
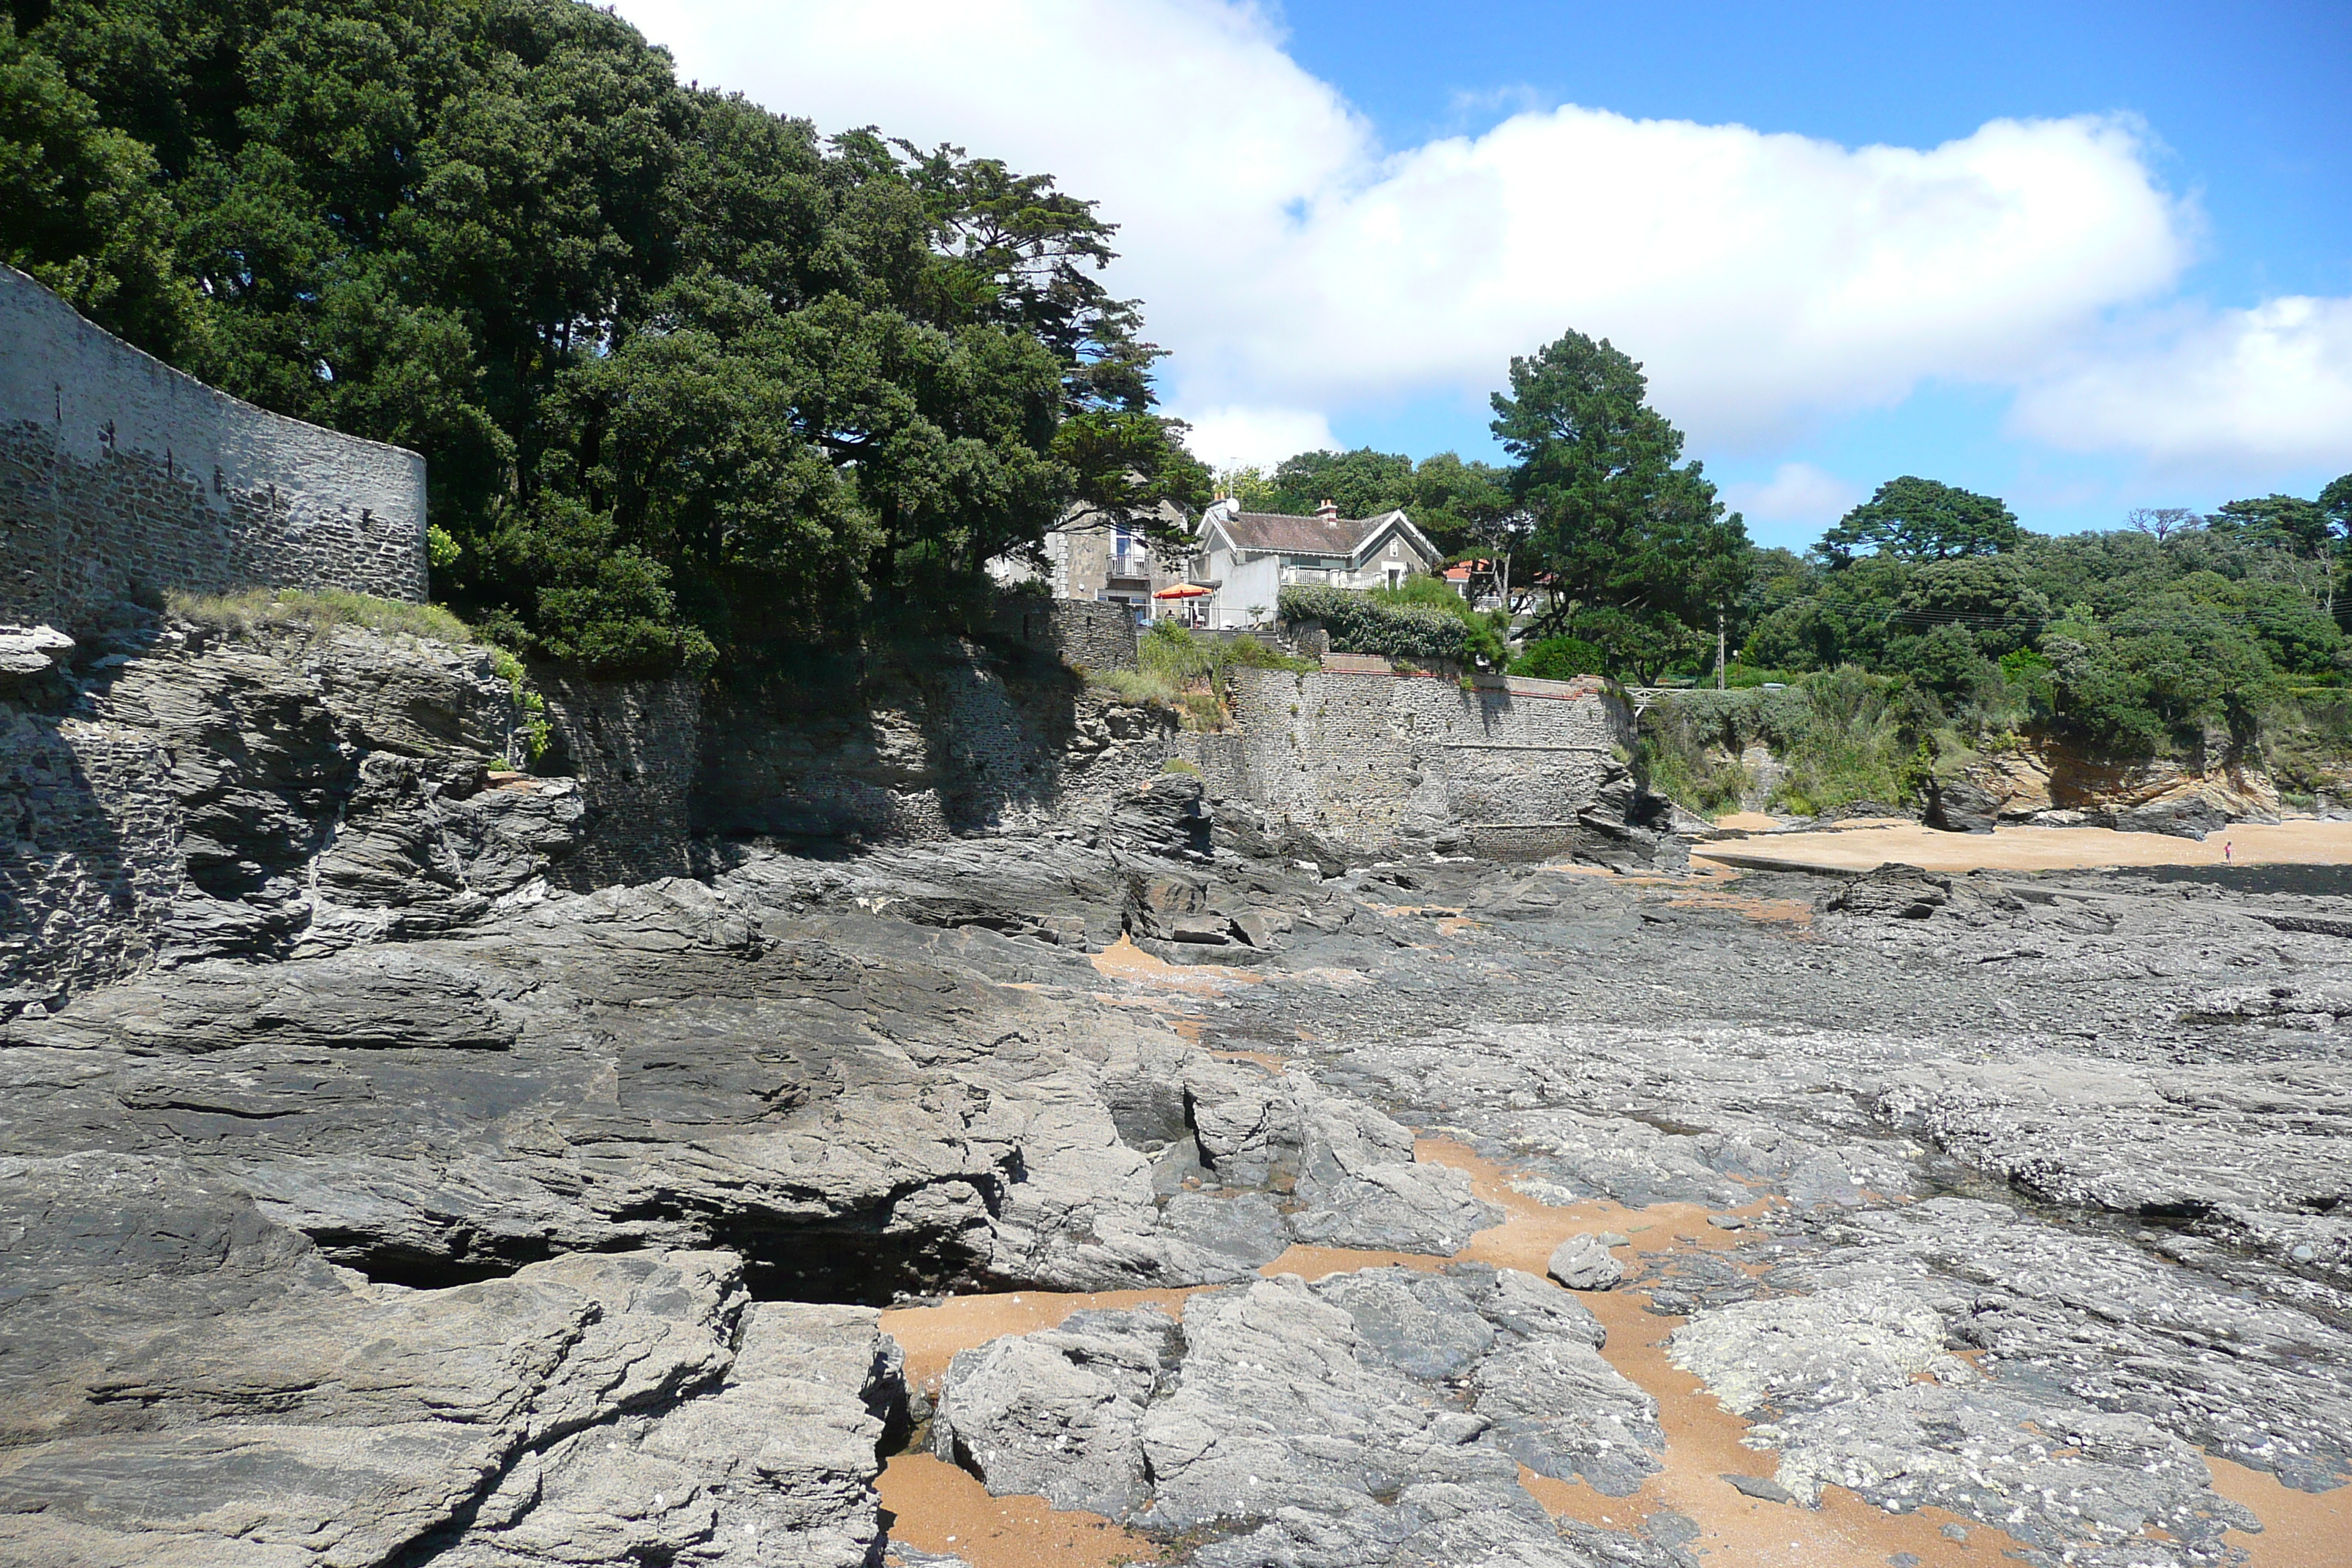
[696,639,1177,846]
[1960,732,2283,826]
[0,606,583,1009]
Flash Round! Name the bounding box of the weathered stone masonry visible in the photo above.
[1199,668,1633,859]
[537,669,701,889]
[0,265,427,634]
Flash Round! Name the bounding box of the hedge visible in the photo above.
[1278,585,1469,662]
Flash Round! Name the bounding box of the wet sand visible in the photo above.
[875,1454,1150,1568]
[874,1137,2059,1567]
[1420,1139,2032,1568]
[1088,935,1263,993]
[1696,818,2352,875]
[2209,1454,2352,1567]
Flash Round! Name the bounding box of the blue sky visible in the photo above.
[619,0,2352,549]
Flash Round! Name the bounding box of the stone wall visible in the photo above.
[696,641,1175,848]
[0,266,426,635]
[991,595,1139,671]
[1210,668,1634,859]
[536,671,701,889]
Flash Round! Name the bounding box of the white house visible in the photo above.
[1191,499,1444,629]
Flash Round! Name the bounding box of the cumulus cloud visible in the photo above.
[2011,296,2352,476]
[1722,463,1864,529]
[614,0,2337,480]
[1177,405,1340,473]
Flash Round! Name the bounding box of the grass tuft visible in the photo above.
[165,587,482,647]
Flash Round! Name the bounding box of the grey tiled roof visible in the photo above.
[1219,509,1396,556]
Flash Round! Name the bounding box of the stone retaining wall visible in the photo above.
[0,266,426,634]
[992,595,1139,671]
[696,643,1173,847]
[537,670,701,889]
[1214,668,1634,859]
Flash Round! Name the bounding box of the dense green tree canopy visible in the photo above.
[1487,330,1749,673]
[1817,477,2022,563]
[1743,510,2350,753]
[1,0,1206,671]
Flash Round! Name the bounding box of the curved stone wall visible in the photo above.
[0,266,426,633]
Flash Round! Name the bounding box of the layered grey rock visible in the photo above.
[10,682,2352,1568]
[930,1264,1656,1567]
[1,614,582,1003]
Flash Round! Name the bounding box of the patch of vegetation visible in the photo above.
[165,587,480,646]
[1086,666,1184,707]
[1086,624,1310,731]
[1281,583,1507,665]
[1637,669,1948,819]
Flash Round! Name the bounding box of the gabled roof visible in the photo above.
[1204,506,1439,565]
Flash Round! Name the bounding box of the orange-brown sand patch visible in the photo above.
[1695,818,2352,875]
[1410,1138,2035,1568]
[883,1286,1202,1398]
[876,1452,1153,1568]
[1662,889,1817,927]
[1088,935,1262,994]
[2210,1455,2352,1567]
[872,1136,2334,1567]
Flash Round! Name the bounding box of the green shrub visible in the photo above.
[1281,584,1488,663]
[1512,636,1605,682]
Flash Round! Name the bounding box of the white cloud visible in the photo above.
[614,0,2337,480]
[2010,295,2352,477]
[1722,463,1863,527]
[1177,405,1339,472]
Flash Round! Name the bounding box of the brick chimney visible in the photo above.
[1315,498,1338,523]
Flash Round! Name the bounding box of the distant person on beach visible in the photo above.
[2224,840,2234,864]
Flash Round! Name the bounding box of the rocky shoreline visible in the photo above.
[4,767,2350,1567]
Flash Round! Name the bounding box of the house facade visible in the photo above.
[989,502,1189,619]
[1190,499,1444,629]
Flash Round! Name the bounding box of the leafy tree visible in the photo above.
[1818,477,2021,563]
[1402,451,1515,559]
[2210,494,2330,557]
[1488,331,1750,650]
[2323,472,2352,538]
[2210,489,2342,617]
[1262,448,1414,520]
[0,16,200,354]
[7,0,1205,673]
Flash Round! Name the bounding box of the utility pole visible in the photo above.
[1716,608,1727,691]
